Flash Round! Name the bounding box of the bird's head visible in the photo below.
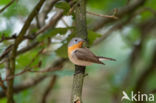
[68,37,85,48]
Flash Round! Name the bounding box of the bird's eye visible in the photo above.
[75,39,77,42]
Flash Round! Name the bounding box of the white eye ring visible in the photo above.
[75,39,78,42]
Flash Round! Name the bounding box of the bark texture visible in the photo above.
[71,0,88,102]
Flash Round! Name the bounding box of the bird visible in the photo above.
[68,37,116,66]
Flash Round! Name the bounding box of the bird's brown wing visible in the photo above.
[74,48,104,64]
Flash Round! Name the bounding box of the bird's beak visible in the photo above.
[80,39,85,45]
[77,40,85,47]
[78,41,83,46]
[81,39,85,43]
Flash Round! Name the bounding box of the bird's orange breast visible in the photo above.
[68,41,83,56]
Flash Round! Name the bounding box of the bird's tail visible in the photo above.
[97,56,116,61]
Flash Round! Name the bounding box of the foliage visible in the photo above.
[55,1,70,14]
[0,0,156,103]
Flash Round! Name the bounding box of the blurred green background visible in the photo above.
[0,0,156,103]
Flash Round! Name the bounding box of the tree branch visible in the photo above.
[0,34,35,43]
[0,76,7,96]
[71,0,88,102]
[7,0,46,103]
[0,10,64,62]
[87,10,118,19]
[0,0,15,13]
[0,58,66,98]
[0,1,75,62]
[93,15,133,45]
[0,75,47,98]
[4,58,66,82]
[36,10,64,35]
[90,0,146,31]
[134,18,156,92]
[41,75,57,103]
[134,48,156,92]
[39,0,59,25]
[4,48,44,81]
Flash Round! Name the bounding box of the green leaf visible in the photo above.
[140,11,153,21]
[56,43,68,58]
[37,28,69,42]
[0,98,7,103]
[3,2,28,18]
[15,89,33,103]
[88,30,101,45]
[55,1,70,14]
[16,49,40,69]
[0,64,4,69]
[52,28,68,34]
[0,32,10,38]
[56,33,76,58]
[146,0,156,10]
[125,27,140,43]
[0,0,10,5]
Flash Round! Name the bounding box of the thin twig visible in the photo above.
[41,75,57,103]
[0,76,7,96]
[144,7,156,15]
[0,35,35,43]
[0,45,13,61]
[68,1,77,15]
[0,0,15,13]
[136,7,156,16]
[36,10,64,35]
[4,48,44,81]
[0,1,75,63]
[134,19,156,92]
[0,9,64,62]
[36,1,75,35]
[0,75,47,98]
[135,50,156,92]
[29,58,66,73]
[61,18,69,27]
[0,58,66,98]
[29,67,59,73]
[93,15,133,45]
[87,11,118,19]
[90,0,146,31]
[3,58,66,82]
[7,0,46,102]
[39,0,59,25]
